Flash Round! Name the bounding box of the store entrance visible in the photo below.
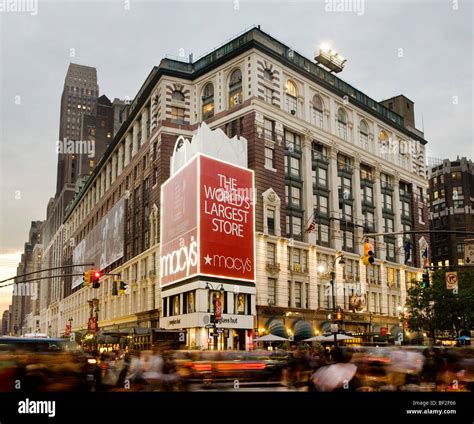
[233,329,246,350]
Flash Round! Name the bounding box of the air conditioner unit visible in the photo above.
[291,109,296,115]
[124,190,131,200]
[288,144,294,153]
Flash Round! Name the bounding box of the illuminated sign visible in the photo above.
[160,154,255,287]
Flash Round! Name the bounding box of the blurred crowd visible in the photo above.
[1,343,473,392]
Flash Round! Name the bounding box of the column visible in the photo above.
[125,133,132,166]
[373,164,386,261]
[352,154,363,256]
[141,108,149,143]
[329,144,342,251]
[118,143,124,175]
[392,174,403,264]
[302,132,315,244]
[132,122,139,156]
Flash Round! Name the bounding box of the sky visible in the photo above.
[0,0,473,311]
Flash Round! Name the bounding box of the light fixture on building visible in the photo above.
[315,43,347,73]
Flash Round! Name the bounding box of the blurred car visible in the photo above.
[0,336,92,392]
[172,350,287,387]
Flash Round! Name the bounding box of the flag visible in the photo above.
[422,246,429,268]
[305,213,318,233]
[403,240,411,264]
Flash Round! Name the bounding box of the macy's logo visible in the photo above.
[161,236,198,279]
[204,253,252,274]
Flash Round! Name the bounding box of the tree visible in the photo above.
[405,269,474,342]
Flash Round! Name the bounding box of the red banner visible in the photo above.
[199,155,255,282]
[160,154,255,287]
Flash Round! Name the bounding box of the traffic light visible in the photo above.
[91,271,102,288]
[363,240,375,265]
[119,281,128,295]
[83,271,91,287]
[334,307,344,322]
[421,272,430,289]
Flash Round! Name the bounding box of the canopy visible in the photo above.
[303,335,327,342]
[321,334,355,341]
[255,334,288,342]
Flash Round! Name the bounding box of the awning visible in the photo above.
[266,319,288,338]
[293,320,314,342]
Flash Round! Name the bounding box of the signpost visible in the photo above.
[464,243,474,265]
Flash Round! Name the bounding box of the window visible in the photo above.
[312,95,323,128]
[285,80,298,114]
[451,171,461,180]
[268,278,276,305]
[286,215,302,239]
[343,204,353,219]
[229,69,243,108]
[318,168,328,187]
[267,209,275,235]
[264,118,274,140]
[336,108,347,140]
[170,107,185,124]
[267,243,276,265]
[294,282,302,308]
[385,217,394,232]
[457,244,464,253]
[433,191,439,200]
[318,224,329,244]
[265,147,274,169]
[288,282,292,307]
[171,90,185,102]
[315,194,328,215]
[235,293,246,314]
[453,186,463,197]
[264,86,273,104]
[305,284,309,309]
[386,242,395,260]
[311,169,317,185]
[290,157,300,177]
[285,130,301,152]
[359,120,369,148]
[363,186,373,204]
[263,69,272,81]
[379,130,389,153]
[290,186,301,207]
[418,207,424,223]
[384,193,393,211]
[364,211,374,230]
[402,200,410,218]
[453,200,464,209]
[202,83,214,120]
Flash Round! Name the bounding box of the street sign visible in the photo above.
[464,244,474,265]
[446,272,458,291]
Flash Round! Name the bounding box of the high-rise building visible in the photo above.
[1,308,10,335]
[44,27,428,347]
[9,221,42,335]
[428,157,474,266]
[56,63,99,195]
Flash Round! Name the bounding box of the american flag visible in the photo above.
[305,213,318,233]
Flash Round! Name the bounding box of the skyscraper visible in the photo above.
[56,63,99,195]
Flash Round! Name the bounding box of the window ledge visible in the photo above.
[264,165,277,172]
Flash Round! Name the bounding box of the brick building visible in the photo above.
[428,157,474,266]
[43,27,428,347]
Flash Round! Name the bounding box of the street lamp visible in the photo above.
[318,253,345,349]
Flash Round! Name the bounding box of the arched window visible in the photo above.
[263,69,272,81]
[312,95,324,128]
[359,120,369,148]
[201,82,214,120]
[336,108,347,140]
[285,80,298,114]
[171,90,185,102]
[228,69,242,108]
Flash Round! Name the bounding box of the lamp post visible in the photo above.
[205,283,224,350]
[318,253,345,349]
